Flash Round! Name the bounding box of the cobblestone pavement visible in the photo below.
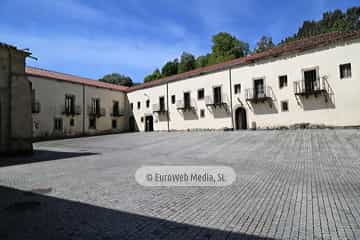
[1,130,360,239]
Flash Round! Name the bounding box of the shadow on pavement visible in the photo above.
[0,185,274,240]
[0,150,98,167]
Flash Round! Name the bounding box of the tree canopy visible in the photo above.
[142,6,360,83]
[254,36,275,53]
[99,73,133,87]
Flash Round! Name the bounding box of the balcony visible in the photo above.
[176,99,196,112]
[294,78,328,97]
[111,108,125,117]
[32,101,41,114]
[294,77,334,104]
[88,106,106,117]
[205,93,228,108]
[245,86,273,103]
[62,105,81,116]
[152,104,167,114]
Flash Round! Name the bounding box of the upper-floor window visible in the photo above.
[234,84,241,94]
[91,98,100,115]
[171,95,176,104]
[65,95,75,114]
[279,75,288,89]
[213,86,222,104]
[184,92,191,109]
[198,89,205,100]
[130,103,133,110]
[113,101,120,116]
[146,99,150,108]
[137,101,141,110]
[340,63,351,79]
[159,96,165,111]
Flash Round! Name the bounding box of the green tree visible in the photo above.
[254,36,275,53]
[195,54,210,68]
[144,69,162,82]
[161,59,179,77]
[209,32,250,64]
[178,52,196,73]
[99,73,133,87]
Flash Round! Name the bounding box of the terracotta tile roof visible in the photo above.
[26,66,129,92]
[128,30,360,92]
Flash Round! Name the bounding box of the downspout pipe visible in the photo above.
[166,82,170,132]
[82,84,86,136]
[229,68,234,130]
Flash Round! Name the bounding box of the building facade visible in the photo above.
[127,31,360,131]
[27,67,130,140]
[0,43,33,154]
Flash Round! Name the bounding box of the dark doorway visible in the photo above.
[145,115,154,132]
[129,116,135,132]
[235,107,247,130]
[254,79,264,98]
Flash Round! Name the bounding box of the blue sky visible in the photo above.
[0,0,358,83]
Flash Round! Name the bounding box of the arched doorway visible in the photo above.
[145,115,154,132]
[235,107,247,130]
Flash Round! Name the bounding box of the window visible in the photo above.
[200,109,205,118]
[54,118,63,130]
[159,97,165,111]
[137,101,141,110]
[198,89,205,100]
[146,100,150,108]
[130,103,134,110]
[184,92,191,109]
[213,86,222,104]
[234,84,241,94]
[65,95,75,114]
[303,69,318,92]
[281,101,289,112]
[89,118,96,129]
[112,119,117,129]
[279,75,288,89]
[141,117,144,123]
[171,95,176,104]
[113,101,120,116]
[340,63,351,79]
[91,98,100,115]
[70,118,75,127]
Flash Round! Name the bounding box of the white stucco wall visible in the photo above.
[168,70,232,131]
[231,39,360,128]
[127,85,167,131]
[128,39,360,132]
[30,76,129,138]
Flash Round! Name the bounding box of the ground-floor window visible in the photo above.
[112,119,117,129]
[281,101,289,112]
[89,117,96,129]
[54,118,63,131]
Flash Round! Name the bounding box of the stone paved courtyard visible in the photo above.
[1,130,360,240]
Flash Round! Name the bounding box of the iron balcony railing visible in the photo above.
[176,98,196,111]
[62,105,81,115]
[205,93,228,107]
[152,103,167,113]
[88,105,106,117]
[294,78,327,95]
[245,86,273,102]
[32,101,41,114]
